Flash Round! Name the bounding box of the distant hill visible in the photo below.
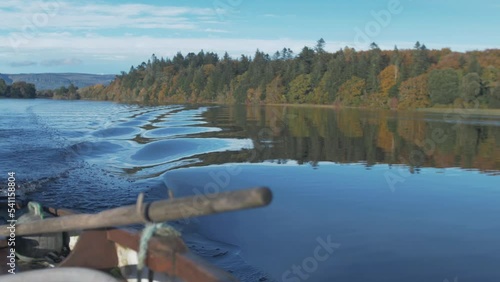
[0,73,116,90]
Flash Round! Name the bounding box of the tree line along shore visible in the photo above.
[0,80,79,100]
[3,40,500,109]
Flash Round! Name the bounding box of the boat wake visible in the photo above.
[0,171,71,199]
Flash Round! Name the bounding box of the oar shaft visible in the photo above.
[0,187,272,237]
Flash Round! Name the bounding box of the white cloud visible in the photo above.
[0,1,16,8]
[40,58,82,67]
[0,1,224,32]
[204,28,229,33]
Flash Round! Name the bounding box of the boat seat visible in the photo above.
[0,267,120,282]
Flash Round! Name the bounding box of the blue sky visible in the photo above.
[0,0,498,74]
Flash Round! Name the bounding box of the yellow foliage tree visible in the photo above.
[398,74,430,109]
[265,76,286,104]
[288,74,312,104]
[246,87,263,104]
[378,65,398,96]
[310,74,331,104]
[365,65,398,108]
[336,76,365,106]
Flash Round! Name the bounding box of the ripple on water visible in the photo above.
[92,127,142,138]
[142,126,221,139]
[154,120,207,127]
[130,138,253,165]
[118,120,149,127]
[68,141,124,157]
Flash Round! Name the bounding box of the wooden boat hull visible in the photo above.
[0,206,238,282]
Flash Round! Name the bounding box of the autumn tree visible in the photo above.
[481,66,498,86]
[310,73,333,104]
[390,46,402,81]
[336,76,366,106]
[6,81,36,98]
[288,74,312,103]
[488,85,500,108]
[378,65,398,97]
[78,43,499,108]
[265,76,286,104]
[398,74,430,109]
[411,41,430,77]
[436,53,463,69]
[466,54,482,74]
[364,64,399,107]
[366,43,382,93]
[428,69,459,105]
[460,73,482,103]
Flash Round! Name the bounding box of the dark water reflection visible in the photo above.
[197,105,500,174]
[164,105,500,282]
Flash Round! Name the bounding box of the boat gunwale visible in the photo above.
[0,206,238,282]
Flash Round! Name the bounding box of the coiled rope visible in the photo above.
[28,201,44,219]
[136,192,181,282]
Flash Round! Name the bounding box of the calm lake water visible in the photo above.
[1,98,499,282]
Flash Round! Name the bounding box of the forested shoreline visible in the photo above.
[0,80,37,99]
[3,40,500,109]
[0,79,80,100]
[77,40,500,109]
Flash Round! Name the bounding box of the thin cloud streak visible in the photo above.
[40,58,83,67]
[204,28,230,33]
[9,61,37,67]
[0,1,224,32]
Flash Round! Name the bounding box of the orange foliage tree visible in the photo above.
[367,65,398,108]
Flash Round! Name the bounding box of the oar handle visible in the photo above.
[0,187,272,237]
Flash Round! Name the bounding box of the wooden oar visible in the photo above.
[0,187,272,237]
